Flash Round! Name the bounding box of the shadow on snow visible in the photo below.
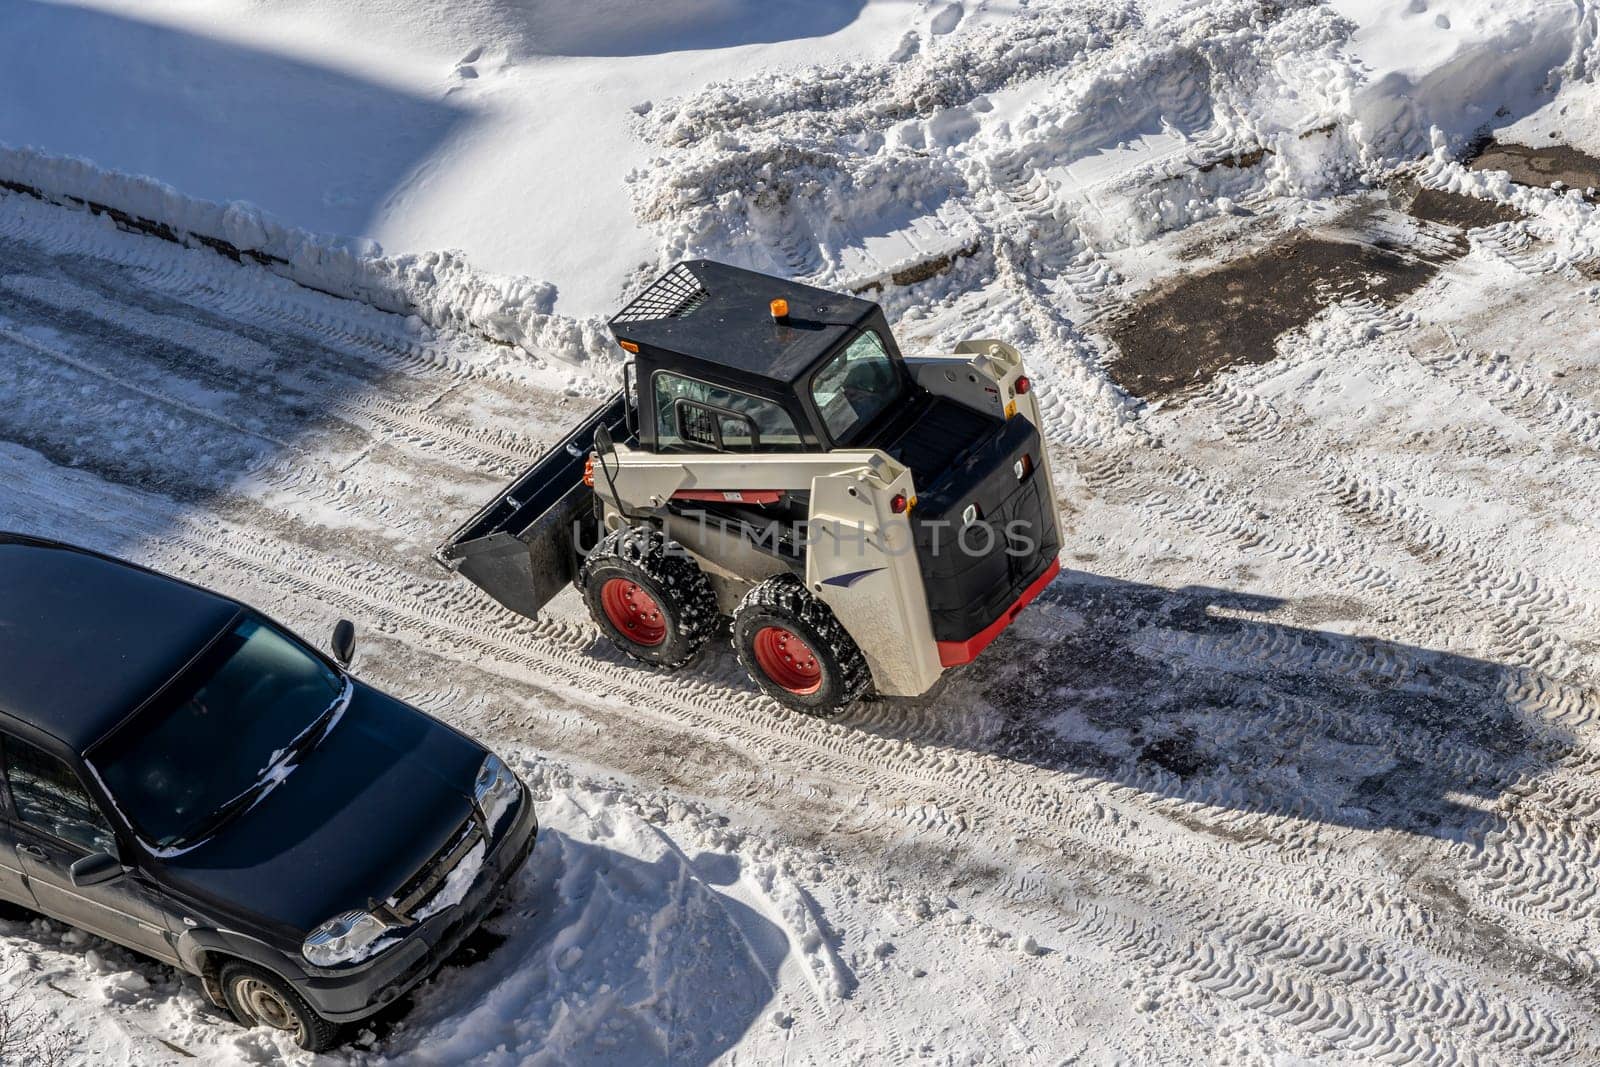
[856,569,1574,845]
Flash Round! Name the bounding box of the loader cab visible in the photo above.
[609,260,916,455]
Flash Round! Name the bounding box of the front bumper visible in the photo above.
[292,784,539,1023]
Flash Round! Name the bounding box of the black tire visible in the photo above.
[733,575,873,716]
[219,960,342,1053]
[579,526,719,669]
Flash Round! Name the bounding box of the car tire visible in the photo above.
[219,960,341,1053]
[579,527,719,669]
[733,575,873,716]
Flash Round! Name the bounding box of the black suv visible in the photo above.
[0,534,538,1050]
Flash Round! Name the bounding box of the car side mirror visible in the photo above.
[331,619,356,668]
[69,851,123,888]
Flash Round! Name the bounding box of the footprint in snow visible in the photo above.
[930,2,963,35]
[453,44,484,80]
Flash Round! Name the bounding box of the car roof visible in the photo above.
[608,260,882,387]
[0,535,239,752]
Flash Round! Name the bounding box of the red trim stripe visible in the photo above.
[670,490,784,505]
[936,557,1060,668]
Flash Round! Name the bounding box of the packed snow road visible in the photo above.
[6,158,1600,1064]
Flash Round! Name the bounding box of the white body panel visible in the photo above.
[590,338,1054,699]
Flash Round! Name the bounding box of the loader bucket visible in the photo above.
[435,391,631,620]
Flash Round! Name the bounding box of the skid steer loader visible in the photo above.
[436,260,1061,714]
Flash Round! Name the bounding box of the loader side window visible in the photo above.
[810,330,902,445]
[653,373,803,452]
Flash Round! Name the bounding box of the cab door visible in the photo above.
[1,736,182,965]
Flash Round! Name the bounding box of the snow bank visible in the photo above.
[4,0,1593,361]
[1334,0,1594,159]
[0,0,926,317]
[0,145,615,366]
[629,0,1597,287]
[361,764,813,1066]
[1415,131,1600,269]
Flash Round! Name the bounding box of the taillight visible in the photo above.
[1013,375,1031,396]
[1014,455,1033,480]
[890,493,909,514]
[583,454,595,487]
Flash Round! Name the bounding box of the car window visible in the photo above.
[91,616,344,849]
[810,330,903,444]
[653,373,803,452]
[3,738,115,854]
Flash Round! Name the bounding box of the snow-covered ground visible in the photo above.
[4,0,1600,1063]
[0,0,937,317]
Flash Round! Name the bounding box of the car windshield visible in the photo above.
[91,616,345,849]
[810,330,903,444]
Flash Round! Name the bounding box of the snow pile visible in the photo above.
[0,0,927,319]
[621,0,1367,439]
[628,0,1597,285]
[5,0,1593,376]
[349,759,835,1066]
[0,145,615,366]
[1413,131,1600,269]
[1333,0,1594,160]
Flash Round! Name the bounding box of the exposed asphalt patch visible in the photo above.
[1104,233,1442,399]
[1140,732,1206,778]
[1405,186,1525,229]
[1470,140,1600,200]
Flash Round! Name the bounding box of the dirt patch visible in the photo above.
[1105,233,1442,399]
[1196,145,1270,174]
[0,177,285,268]
[1469,140,1600,200]
[1140,732,1205,778]
[851,239,983,294]
[1406,186,1525,229]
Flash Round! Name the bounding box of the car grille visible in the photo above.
[389,817,484,920]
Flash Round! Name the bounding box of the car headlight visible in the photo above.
[474,753,520,837]
[302,910,396,967]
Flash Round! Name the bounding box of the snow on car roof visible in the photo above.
[0,535,239,751]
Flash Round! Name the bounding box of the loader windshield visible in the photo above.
[810,330,903,444]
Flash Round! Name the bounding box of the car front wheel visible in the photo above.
[219,960,341,1052]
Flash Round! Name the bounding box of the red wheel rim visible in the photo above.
[600,578,667,646]
[752,626,823,695]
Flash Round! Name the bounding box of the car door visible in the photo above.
[1,736,181,964]
[0,799,34,909]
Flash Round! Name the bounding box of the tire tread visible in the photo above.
[733,575,872,715]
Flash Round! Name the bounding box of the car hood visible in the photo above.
[154,682,485,938]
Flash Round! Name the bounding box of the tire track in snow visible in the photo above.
[143,515,1595,1065]
[1414,337,1600,454]
[1182,372,1598,684]
[6,181,1600,1061]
